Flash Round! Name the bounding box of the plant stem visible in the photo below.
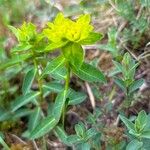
[32,50,46,150]
[62,62,70,127]
[32,49,43,102]
[33,59,43,102]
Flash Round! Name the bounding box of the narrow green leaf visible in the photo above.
[0,53,32,71]
[76,143,91,150]
[12,44,32,53]
[54,126,70,145]
[44,41,68,51]
[28,107,41,131]
[85,128,98,141]
[113,61,123,72]
[0,136,11,150]
[22,67,37,95]
[0,109,11,121]
[73,62,106,83]
[129,79,144,94]
[97,44,116,52]
[13,108,33,120]
[126,139,143,150]
[75,122,86,138]
[11,92,40,112]
[67,135,81,144]
[43,82,63,93]
[119,115,135,131]
[8,25,18,39]
[52,90,67,121]
[79,32,103,45]
[50,67,67,80]
[140,131,150,139]
[29,116,57,139]
[114,78,126,92]
[41,55,65,78]
[68,89,87,105]
[135,110,147,132]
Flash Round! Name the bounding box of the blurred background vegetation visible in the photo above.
[0,0,150,149]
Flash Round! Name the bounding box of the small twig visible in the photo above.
[139,53,150,60]
[85,82,96,109]
[47,140,65,149]
[10,134,27,145]
[109,0,119,12]
[83,45,98,50]
[114,115,120,126]
[136,6,144,20]
[118,38,138,61]
[117,21,128,33]
[32,140,40,150]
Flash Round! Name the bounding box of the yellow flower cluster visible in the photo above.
[43,13,94,43]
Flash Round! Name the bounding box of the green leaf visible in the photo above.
[22,67,37,95]
[79,32,103,45]
[54,126,70,145]
[13,108,33,120]
[76,142,91,150]
[126,139,143,150]
[114,78,126,92]
[11,92,40,112]
[50,67,67,80]
[0,135,11,150]
[67,135,81,144]
[8,25,18,39]
[85,128,98,141]
[43,82,63,93]
[0,109,11,121]
[12,44,32,53]
[135,110,147,132]
[75,122,86,138]
[119,115,135,131]
[28,107,41,131]
[0,53,32,71]
[73,62,106,83]
[41,55,65,78]
[97,44,116,53]
[29,116,57,139]
[52,90,67,121]
[68,89,87,105]
[140,131,150,139]
[129,79,144,94]
[62,42,84,69]
[44,41,68,52]
[113,61,123,72]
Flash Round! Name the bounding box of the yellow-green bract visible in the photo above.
[43,13,103,48]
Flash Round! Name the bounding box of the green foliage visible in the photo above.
[97,27,119,58]
[73,62,106,83]
[120,110,150,149]
[0,134,10,150]
[0,1,149,148]
[113,52,144,106]
[22,67,37,95]
[11,92,40,112]
[0,12,105,143]
[29,116,57,139]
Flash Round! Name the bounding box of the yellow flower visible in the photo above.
[43,13,98,44]
[43,13,103,51]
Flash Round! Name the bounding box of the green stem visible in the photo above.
[35,60,43,101]
[62,62,70,127]
[32,50,46,150]
[32,50,43,102]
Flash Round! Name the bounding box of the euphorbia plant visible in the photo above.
[3,13,106,142]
